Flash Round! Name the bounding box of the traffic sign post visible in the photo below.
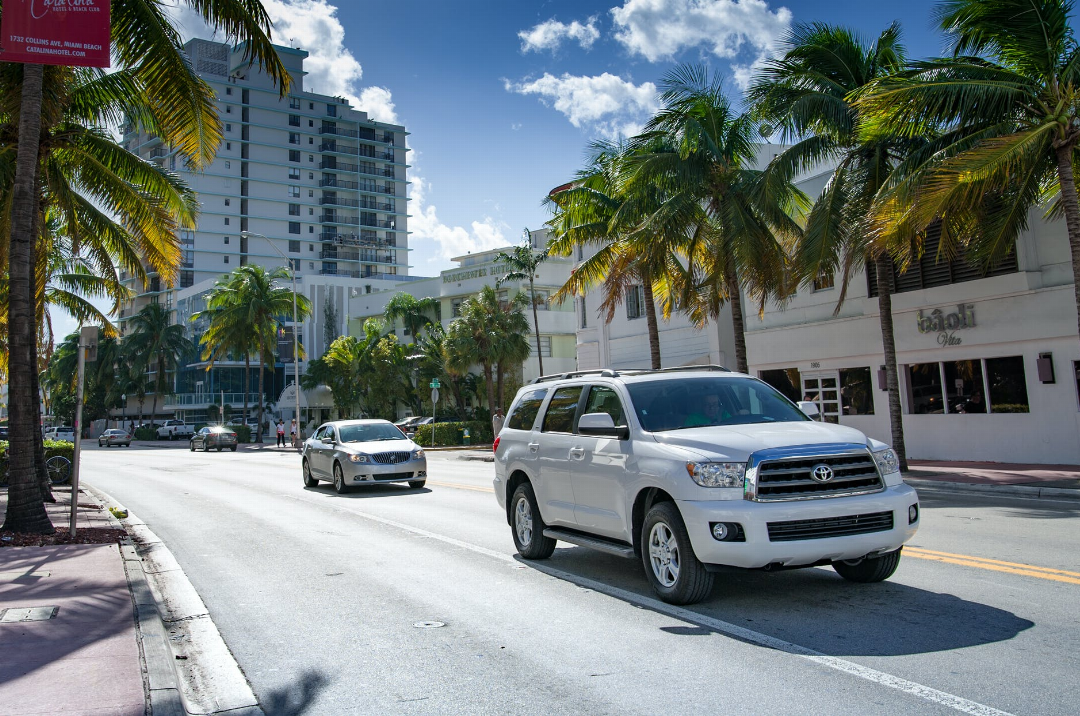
[428,380,440,448]
[70,326,98,537]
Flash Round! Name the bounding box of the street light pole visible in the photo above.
[242,231,301,447]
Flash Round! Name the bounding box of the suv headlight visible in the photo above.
[412,449,425,460]
[349,453,369,463]
[686,462,745,488]
[873,448,900,476]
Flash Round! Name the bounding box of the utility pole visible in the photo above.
[70,326,97,537]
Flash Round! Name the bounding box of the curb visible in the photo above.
[903,477,1080,501]
[425,445,493,452]
[86,485,263,716]
[458,454,495,462]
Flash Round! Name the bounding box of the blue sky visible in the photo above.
[176,0,948,276]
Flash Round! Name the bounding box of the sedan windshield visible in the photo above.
[338,423,407,443]
[626,377,809,432]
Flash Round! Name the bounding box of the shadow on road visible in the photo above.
[258,669,329,716]
[516,548,1034,658]
[303,484,432,499]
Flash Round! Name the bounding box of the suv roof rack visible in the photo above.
[617,364,731,376]
[529,368,620,384]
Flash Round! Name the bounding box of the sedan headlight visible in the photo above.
[873,448,900,476]
[349,453,369,463]
[685,462,745,488]
[412,449,425,460]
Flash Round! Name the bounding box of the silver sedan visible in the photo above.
[301,419,428,493]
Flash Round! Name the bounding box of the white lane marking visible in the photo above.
[279,491,1013,716]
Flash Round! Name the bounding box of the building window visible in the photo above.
[839,367,874,415]
[530,335,552,358]
[531,289,550,310]
[224,217,230,226]
[289,150,301,162]
[289,222,301,234]
[496,289,509,307]
[224,160,231,169]
[944,360,985,413]
[225,123,232,132]
[180,270,194,288]
[309,102,314,110]
[226,87,233,96]
[626,285,645,320]
[907,363,944,414]
[812,270,835,292]
[308,189,314,197]
[308,208,314,215]
[223,256,229,264]
[226,142,231,150]
[327,104,337,117]
[309,243,314,251]
[289,114,300,127]
[758,368,802,404]
[309,137,314,144]
[289,203,300,216]
[223,236,229,244]
[580,298,587,329]
[289,132,300,145]
[288,240,301,253]
[288,185,300,197]
[986,356,1029,413]
[309,119,314,128]
[290,259,301,271]
[289,97,300,109]
[225,105,232,114]
[224,198,230,206]
[309,226,314,233]
[309,262,314,270]
[577,244,584,260]
[288,167,300,180]
[451,298,463,318]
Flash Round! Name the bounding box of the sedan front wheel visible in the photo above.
[333,463,349,494]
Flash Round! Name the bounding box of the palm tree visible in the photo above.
[125,304,194,423]
[495,237,550,375]
[488,291,533,409]
[856,0,1080,360]
[445,286,505,413]
[383,293,440,343]
[748,23,923,470]
[193,270,262,425]
[633,64,803,375]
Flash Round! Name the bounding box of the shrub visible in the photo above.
[412,420,493,447]
[134,426,157,441]
[231,425,252,443]
[0,439,75,477]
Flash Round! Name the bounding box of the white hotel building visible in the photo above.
[575,152,1080,465]
[118,39,413,423]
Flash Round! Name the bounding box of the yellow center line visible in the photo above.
[427,480,494,493]
[905,548,1080,585]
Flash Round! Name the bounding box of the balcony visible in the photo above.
[321,212,360,226]
[319,268,362,278]
[318,177,395,195]
[320,159,359,172]
[320,248,360,261]
[164,392,266,408]
[320,232,396,248]
[320,124,358,138]
[148,147,167,159]
[319,196,360,208]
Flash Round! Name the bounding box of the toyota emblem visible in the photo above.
[811,464,835,482]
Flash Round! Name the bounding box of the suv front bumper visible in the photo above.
[677,484,919,569]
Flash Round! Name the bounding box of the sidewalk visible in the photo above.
[906,460,1080,491]
[0,487,152,715]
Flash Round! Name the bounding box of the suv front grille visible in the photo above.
[753,453,883,501]
[767,511,894,542]
[371,451,411,465]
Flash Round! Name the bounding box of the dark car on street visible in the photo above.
[190,426,238,452]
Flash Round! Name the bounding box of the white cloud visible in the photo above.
[610,0,791,86]
[409,176,509,261]
[519,17,601,53]
[356,86,399,124]
[505,72,658,138]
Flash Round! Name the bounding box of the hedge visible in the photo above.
[412,421,493,447]
[133,426,157,441]
[0,439,75,477]
[231,425,252,443]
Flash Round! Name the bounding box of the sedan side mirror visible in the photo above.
[321,436,335,444]
[578,412,630,440]
[797,401,821,419]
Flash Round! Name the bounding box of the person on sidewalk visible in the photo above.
[276,420,286,447]
[492,409,505,437]
[290,419,298,447]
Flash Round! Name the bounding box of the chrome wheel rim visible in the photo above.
[514,495,533,547]
[334,466,343,491]
[303,461,311,483]
[648,522,680,587]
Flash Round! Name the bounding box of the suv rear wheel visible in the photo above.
[832,548,902,583]
[641,502,714,605]
[511,483,556,559]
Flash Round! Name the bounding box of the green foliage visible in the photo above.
[412,421,494,447]
[0,440,73,475]
[231,425,252,443]
[134,426,157,441]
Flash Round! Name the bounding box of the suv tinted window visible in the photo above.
[542,386,582,433]
[626,377,808,432]
[507,389,547,430]
[582,385,626,427]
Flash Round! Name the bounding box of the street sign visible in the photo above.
[430,388,440,404]
[429,379,441,389]
[81,325,99,363]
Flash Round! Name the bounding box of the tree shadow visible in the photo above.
[517,549,1035,658]
[258,669,329,716]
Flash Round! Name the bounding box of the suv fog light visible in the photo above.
[709,522,745,542]
[908,504,919,524]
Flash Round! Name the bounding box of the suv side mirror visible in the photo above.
[797,401,821,418]
[578,412,630,440]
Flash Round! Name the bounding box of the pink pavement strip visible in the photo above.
[907,460,1080,486]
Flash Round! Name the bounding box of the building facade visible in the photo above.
[115,39,412,423]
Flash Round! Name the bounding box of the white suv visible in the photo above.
[493,367,919,605]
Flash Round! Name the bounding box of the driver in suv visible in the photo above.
[493,366,919,605]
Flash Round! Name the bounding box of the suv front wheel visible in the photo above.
[641,502,714,605]
[511,483,556,559]
[832,548,902,583]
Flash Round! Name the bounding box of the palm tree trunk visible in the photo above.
[1054,145,1080,356]
[256,351,265,443]
[2,63,53,534]
[530,277,544,376]
[642,279,662,369]
[30,167,53,503]
[31,365,55,503]
[875,255,908,472]
[483,364,496,415]
[496,362,505,409]
[725,268,748,374]
[243,354,250,424]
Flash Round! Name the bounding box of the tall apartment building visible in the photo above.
[117,39,411,423]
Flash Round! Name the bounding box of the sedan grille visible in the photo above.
[373,472,413,481]
[371,451,411,465]
[753,453,883,501]
[767,511,894,542]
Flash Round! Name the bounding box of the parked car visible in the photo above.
[0,425,8,439]
[157,419,195,440]
[301,419,427,493]
[98,429,132,447]
[44,426,75,442]
[189,426,238,452]
[494,366,918,605]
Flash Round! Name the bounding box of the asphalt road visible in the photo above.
[81,443,1079,715]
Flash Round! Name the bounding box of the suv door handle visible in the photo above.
[528,442,540,453]
[569,447,585,459]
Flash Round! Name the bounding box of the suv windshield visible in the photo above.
[338,423,406,443]
[626,377,809,432]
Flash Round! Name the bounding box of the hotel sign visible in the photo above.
[0,0,111,67]
[443,263,509,284]
[917,304,975,347]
